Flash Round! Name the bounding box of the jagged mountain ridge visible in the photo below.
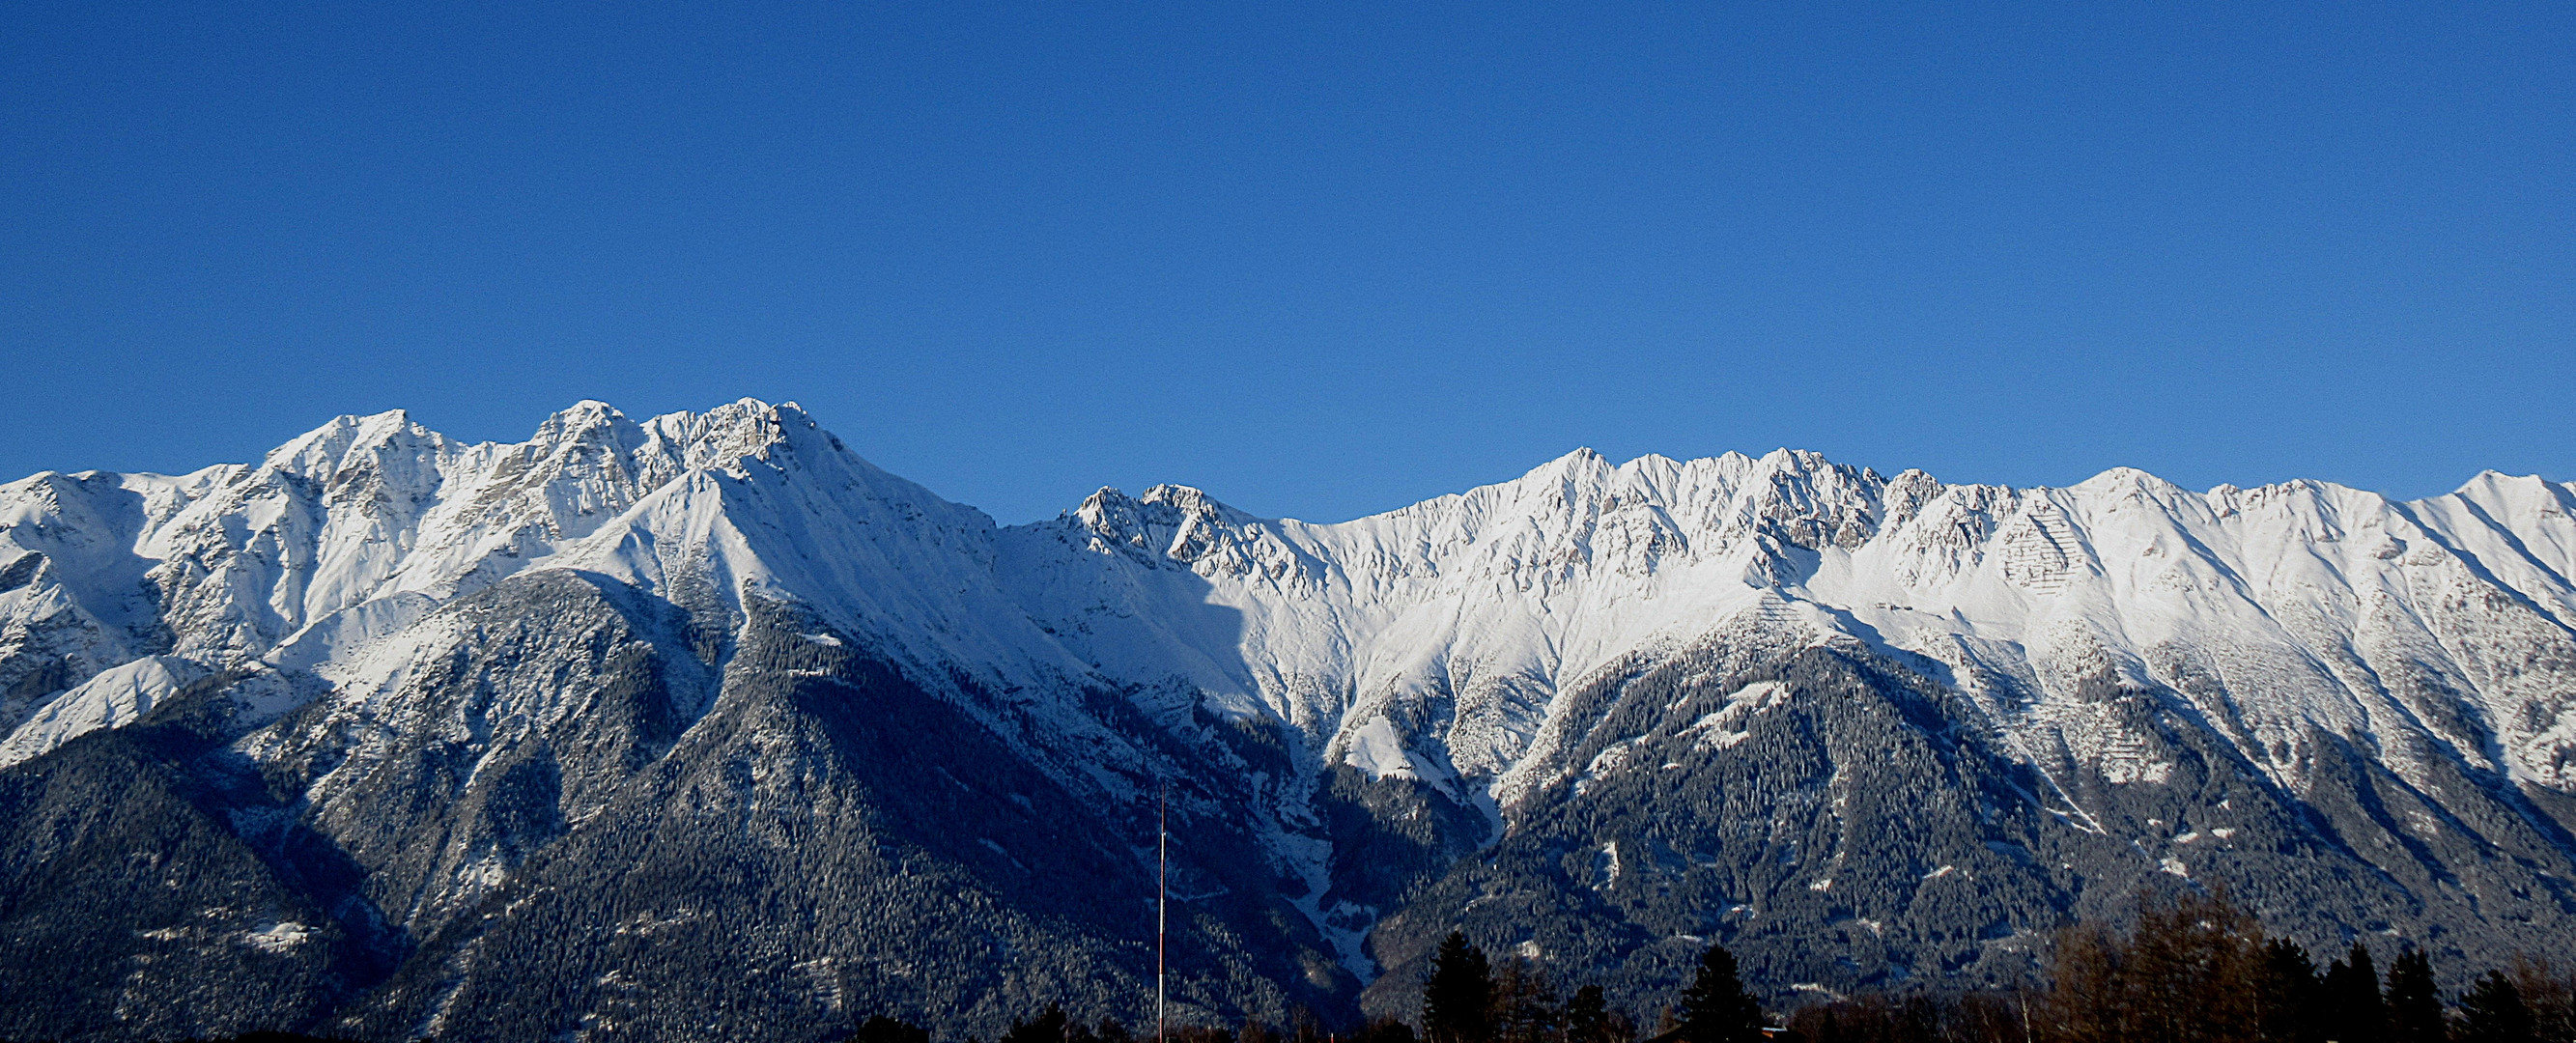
[1013,440,2576,809]
[1,399,2571,1041]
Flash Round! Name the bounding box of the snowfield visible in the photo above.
[6,399,2572,823]
[1,399,2571,1039]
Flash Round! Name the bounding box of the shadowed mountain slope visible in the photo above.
[0,401,2569,1039]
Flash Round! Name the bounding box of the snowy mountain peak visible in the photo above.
[5,401,2573,829]
[1537,445,1613,477]
[0,398,915,764]
[5,403,2574,1038]
[1009,440,2576,813]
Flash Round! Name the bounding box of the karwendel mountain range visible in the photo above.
[2,399,2571,1041]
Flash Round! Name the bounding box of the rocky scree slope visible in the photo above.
[0,400,2570,1040]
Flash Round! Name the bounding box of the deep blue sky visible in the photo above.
[4,2,2568,523]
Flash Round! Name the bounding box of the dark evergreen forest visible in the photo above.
[7,879,2568,1043]
[849,891,2574,1043]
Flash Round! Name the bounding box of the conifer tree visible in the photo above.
[852,1015,932,1043]
[1566,985,1614,1043]
[1002,1005,1074,1043]
[1425,931,1494,1043]
[2385,948,2444,1043]
[2255,939,2322,1043]
[2321,944,2386,1043]
[2457,971,2536,1043]
[1676,944,1766,1043]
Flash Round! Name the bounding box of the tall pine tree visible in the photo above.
[850,1016,932,1043]
[2256,939,2323,1043]
[2321,944,2386,1043]
[1676,944,1766,1043]
[2386,948,2445,1043]
[1423,931,1493,1043]
[1001,1005,1073,1043]
[2458,971,2536,1043]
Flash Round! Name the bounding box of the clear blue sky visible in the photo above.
[4,2,2567,523]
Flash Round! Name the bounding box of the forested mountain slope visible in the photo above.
[1,401,2569,1040]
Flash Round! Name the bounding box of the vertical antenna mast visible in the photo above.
[1157,785,1168,1043]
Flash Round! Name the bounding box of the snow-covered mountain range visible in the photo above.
[3,400,2571,1041]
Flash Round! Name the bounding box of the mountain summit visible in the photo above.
[2,401,2571,1041]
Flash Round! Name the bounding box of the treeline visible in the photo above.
[855,928,1774,1043]
[1411,930,1767,1043]
[2005,889,2574,1043]
[856,890,2574,1043]
[1740,890,2574,1043]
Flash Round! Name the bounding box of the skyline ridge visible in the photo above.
[10,397,2564,529]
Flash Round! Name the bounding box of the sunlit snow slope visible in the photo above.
[1,399,2571,1041]
[1005,449,2576,804]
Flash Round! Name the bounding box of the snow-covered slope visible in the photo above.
[1001,449,2576,808]
[1,399,2571,1038]
[0,400,1033,763]
[14,400,2567,801]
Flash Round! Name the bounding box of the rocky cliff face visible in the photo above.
[1,401,2569,1040]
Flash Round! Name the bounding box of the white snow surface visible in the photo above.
[1002,451,2576,808]
[0,655,207,766]
[5,401,2575,820]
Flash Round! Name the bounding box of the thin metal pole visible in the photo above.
[1158,786,1168,1043]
